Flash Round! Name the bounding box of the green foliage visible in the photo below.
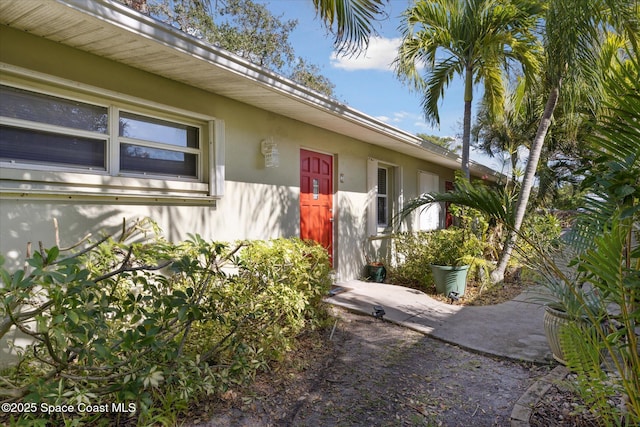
[389,227,486,290]
[395,0,543,178]
[146,0,336,96]
[517,210,563,261]
[552,184,588,211]
[416,133,457,151]
[556,216,640,426]
[388,231,437,290]
[426,227,485,267]
[0,221,331,426]
[187,237,332,367]
[401,178,517,230]
[545,51,640,425]
[560,320,630,426]
[289,58,336,97]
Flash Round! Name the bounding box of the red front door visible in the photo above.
[300,149,333,263]
[445,180,454,228]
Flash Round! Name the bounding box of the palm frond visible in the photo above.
[395,0,543,142]
[398,179,515,229]
[566,52,640,253]
[312,0,385,56]
[421,57,461,125]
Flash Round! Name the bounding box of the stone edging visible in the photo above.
[510,365,569,426]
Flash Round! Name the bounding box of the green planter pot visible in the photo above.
[430,264,469,297]
[366,264,386,283]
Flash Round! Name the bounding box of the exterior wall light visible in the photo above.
[261,138,279,168]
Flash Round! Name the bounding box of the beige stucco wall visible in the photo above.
[0,26,455,282]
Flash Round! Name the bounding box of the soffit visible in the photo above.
[0,0,499,178]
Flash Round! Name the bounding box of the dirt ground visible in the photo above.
[186,305,552,427]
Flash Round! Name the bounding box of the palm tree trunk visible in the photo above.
[510,144,518,184]
[490,83,561,283]
[461,65,473,180]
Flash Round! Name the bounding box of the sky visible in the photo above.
[253,0,507,171]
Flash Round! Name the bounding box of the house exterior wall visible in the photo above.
[0,26,456,283]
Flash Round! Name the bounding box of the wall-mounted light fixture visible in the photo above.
[261,138,279,168]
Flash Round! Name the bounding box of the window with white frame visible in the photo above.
[0,85,109,170]
[0,84,201,179]
[0,78,224,200]
[367,158,401,236]
[118,111,199,178]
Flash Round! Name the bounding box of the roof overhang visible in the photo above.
[0,0,502,180]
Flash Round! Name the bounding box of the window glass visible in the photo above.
[0,85,108,133]
[377,167,388,226]
[0,126,105,168]
[120,112,198,148]
[377,197,388,226]
[120,144,197,177]
[377,167,387,195]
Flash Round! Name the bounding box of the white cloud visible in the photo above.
[377,111,419,125]
[330,37,401,71]
[413,121,431,130]
[392,111,413,122]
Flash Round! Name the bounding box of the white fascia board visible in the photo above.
[57,0,502,181]
[60,0,338,108]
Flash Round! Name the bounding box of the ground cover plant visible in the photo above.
[0,219,331,426]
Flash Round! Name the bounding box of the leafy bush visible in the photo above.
[389,228,486,291]
[0,220,331,426]
[426,227,485,266]
[184,237,331,368]
[518,210,563,258]
[388,231,436,290]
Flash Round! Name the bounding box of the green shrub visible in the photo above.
[0,220,331,426]
[388,231,436,291]
[389,228,487,291]
[239,237,332,311]
[517,210,563,262]
[183,237,331,371]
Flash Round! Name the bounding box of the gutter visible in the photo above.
[58,0,503,181]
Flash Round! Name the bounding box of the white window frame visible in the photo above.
[116,108,203,179]
[0,64,225,203]
[367,158,403,236]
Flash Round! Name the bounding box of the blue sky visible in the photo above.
[253,0,505,170]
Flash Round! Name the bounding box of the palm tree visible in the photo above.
[491,0,639,282]
[394,0,543,179]
[398,0,639,283]
[402,49,640,422]
[472,77,540,184]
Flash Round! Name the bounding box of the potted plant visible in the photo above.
[365,260,387,283]
[538,270,605,365]
[426,227,484,297]
[363,241,388,283]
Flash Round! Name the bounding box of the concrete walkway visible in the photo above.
[326,280,553,364]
